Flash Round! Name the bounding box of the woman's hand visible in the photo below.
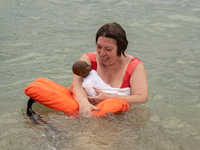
[79,101,100,117]
[88,89,109,104]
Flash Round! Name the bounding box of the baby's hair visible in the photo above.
[72,60,85,76]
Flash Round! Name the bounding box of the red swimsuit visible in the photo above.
[86,52,141,88]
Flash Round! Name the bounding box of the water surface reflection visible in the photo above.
[20,103,152,149]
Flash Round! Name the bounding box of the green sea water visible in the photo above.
[0,0,200,149]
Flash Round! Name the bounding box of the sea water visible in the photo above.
[0,0,200,149]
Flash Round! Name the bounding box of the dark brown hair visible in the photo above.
[95,22,128,57]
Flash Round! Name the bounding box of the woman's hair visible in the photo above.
[95,22,128,57]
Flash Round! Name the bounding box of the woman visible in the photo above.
[70,22,148,115]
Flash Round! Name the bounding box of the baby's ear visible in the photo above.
[80,72,84,77]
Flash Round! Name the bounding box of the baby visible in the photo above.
[72,60,131,96]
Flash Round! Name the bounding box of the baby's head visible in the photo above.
[72,60,92,78]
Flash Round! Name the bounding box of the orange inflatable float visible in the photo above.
[24,77,130,117]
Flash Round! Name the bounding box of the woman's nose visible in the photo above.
[100,49,106,55]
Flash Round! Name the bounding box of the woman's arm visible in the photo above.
[88,62,148,104]
[70,54,100,115]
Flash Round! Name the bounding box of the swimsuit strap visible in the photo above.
[86,52,97,70]
[120,57,141,88]
[86,52,141,88]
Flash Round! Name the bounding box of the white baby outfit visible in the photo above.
[82,70,131,96]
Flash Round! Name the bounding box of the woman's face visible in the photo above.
[96,36,119,66]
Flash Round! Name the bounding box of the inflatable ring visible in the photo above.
[24,77,130,117]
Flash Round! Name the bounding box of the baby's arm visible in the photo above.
[82,82,97,97]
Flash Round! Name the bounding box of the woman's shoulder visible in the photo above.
[79,52,96,65]
[125,54,141,65]
[124,54,142,75]
[82,52,97,70]
[125,54,140,60]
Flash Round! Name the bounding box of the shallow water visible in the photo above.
[0,0,200,149]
